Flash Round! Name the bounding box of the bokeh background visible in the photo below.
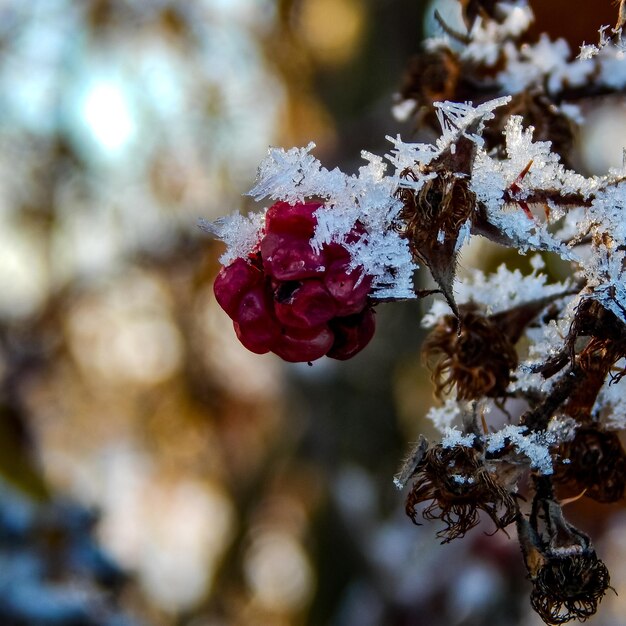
[2,1,626,625]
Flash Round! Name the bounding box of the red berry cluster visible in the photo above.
[214,201,376,362]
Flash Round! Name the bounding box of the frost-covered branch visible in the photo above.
[206,1,626,622]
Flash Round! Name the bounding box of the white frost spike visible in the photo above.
[433,96,511,150]
[578,43,599,60]
[385,134,439,171]
[471,115,587,260]
[248,142,337,204]
[425,398,463,432]
[201,213,264,266]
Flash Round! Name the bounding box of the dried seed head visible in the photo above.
[569,298,626,347]
[422,306,518,400]
[518,495,611,625]
[561,298,626,420]
[555,427,626,503]
[531,551,610,624]
[400,48,460,108]
[396,152,477,315]
[405,444,517,543]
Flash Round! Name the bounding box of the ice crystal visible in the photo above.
[486,425,556,474]
[577,25,626,64]
[578,43,599,61]
[510,364,552,396]
[470,115,592,259]
[441,427,476,449]
[247,142,330,204]
[462,3,534,66]
[598,47,626,89]
[246,144,418,300]
[426,398,464,432]
[200,212,264,266]
[423,255,572,323]
[587,181,626,244]
[452,474,475,484]
[433,97,511,150]
[583,246,626,323]
[385,135,438,172]
[594,358,626,429]
[546,415,578,443]
[386,97,511,173]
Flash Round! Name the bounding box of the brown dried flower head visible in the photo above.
[558,299,626,421]
[530,551,611,625]
[518,494,611,625]
[569,298,626,347]
[422,305,518,400]
[400,48,460,111]
[555,426,626,503]
[405,443,517,543]
[396,137,477,315]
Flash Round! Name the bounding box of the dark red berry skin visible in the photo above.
[265,201,317,237]
[214,201,377,362]
[324,261,372,316]
[272,325,334,362]
[213,258,262,319]
[327,308,376,360]
[233,286,281,354]
[261,233,326,281]
[274,281,337,328]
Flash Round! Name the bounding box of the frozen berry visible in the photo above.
[265,201,320,238]
[327,308,376,360]
[274,280,337,328]
[234,286,281,354]
[214,200,377,363]
[261,233,326,281]
[213,258,262,319]
[324,260,372,316]
[272,325,334,362]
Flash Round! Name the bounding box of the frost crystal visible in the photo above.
[486,425,556,475]
[471,115,594,259]
[425,398,463,432]
[583,246,626,323]
[245,144,419,299]
[441,427,476,449]
[594,358,626,429]
[578,43,599,60]
[200,213,264,266]
[463,4,534,66]
[423,255,572,322]
[451,474,475,484]
[433,97,512,151]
